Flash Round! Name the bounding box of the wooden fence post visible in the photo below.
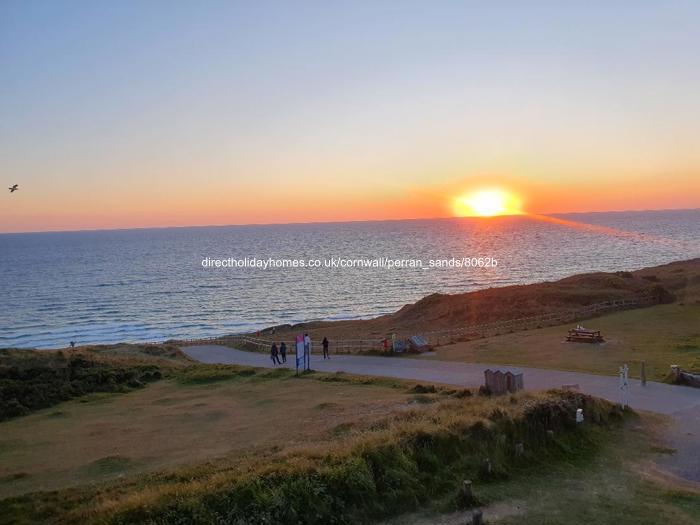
[471,509,483,525]
[462,480,473,502]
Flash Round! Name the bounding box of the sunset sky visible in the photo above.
[1,1,699,233]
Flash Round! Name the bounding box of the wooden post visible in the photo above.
[462,480,473,502]
[671,365,681,383]
[515,443,524,456]
[640,360,647,386]
[471,509,483,525]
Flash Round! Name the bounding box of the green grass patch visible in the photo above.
[0,350,163,421]
[0,473,28,485]
[44,411,68,419]
[662,490,700,516]
[314,402,339,410]
[254,367,294,380]
[173,365,257,385]
[83,456,138,477]
[466,426,700,525]
[409,394,436,404]
[0,439,23,457]
[432,302,700,381]
[310,370,414,390]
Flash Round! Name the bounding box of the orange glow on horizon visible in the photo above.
[452,189,523,217]
[1,172,699,233]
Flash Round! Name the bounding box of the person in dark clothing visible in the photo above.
[271,342,281,365]
[322,337,330,359]
[279,341,287,363]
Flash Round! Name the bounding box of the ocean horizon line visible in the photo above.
[2,206,699,236]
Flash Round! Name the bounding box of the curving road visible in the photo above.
[182,345,700,481]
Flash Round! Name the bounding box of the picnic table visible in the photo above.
[566,325,604,343]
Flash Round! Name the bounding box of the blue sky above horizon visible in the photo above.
[1,1,700,232]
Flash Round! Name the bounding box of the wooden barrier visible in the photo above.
[175,296,654,354]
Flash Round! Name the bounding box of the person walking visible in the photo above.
[322,337,330,359]
[279,341,287,363]
[270,342,281,365]
[303,333,311,370]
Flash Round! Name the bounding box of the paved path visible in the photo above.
[183,345,700,414]
[183,345,700,481]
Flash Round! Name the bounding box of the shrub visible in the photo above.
[0,351,162,421]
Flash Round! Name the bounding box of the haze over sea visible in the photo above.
[1,209,699,349]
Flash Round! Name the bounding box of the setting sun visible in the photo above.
[453,189,522,217]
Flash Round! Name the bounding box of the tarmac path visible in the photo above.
[182,345,700,481]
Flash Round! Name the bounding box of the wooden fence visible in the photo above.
[418,297,651,347]
[178,296,653,354]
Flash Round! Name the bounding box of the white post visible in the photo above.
[618,364,629,408]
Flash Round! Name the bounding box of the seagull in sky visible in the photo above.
[9,184,18,193]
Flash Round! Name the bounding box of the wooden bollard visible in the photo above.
[515,443,524,456]
[641,360,647,386]
[483,458,492,476]
[471,509,483,525]
[671,365,681,383]
[462,480,473,502]
[546,429,555,440]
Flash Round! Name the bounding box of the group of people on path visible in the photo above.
[269,341,287,364]
[270,334,330,365]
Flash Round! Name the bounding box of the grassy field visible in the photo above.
[2,351,698,525]
[0,366,414,499]
[0,360,633,525]
[425,302,700,380]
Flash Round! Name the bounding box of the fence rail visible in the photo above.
[178,295,654,354]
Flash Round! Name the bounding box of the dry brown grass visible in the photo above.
[426,301,700,379]
[0,371,414,499]
[68,388,588,523]
[67,343,195,368]
[1,359,617,525]
[249,258,700,343]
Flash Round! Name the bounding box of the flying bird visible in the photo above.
[9,184,18,193]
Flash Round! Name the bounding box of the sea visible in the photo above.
[1,209,699,349]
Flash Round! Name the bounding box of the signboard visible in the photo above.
[295,334,305,374]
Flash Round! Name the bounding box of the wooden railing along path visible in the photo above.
[177,296,653,354]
